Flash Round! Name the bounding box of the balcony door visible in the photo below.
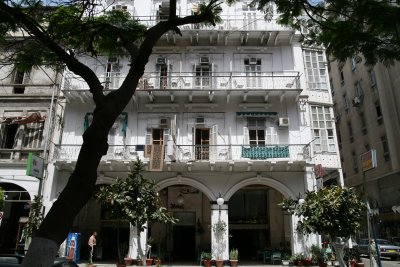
[105,57,121,89]
[195,128,209,160]
[245,58,261,88]
[156,58,172,89]
[194,125,217,160]
[194,61,212,89]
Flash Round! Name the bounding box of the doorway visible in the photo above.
[195,128,209,160]
[173,225,196,262]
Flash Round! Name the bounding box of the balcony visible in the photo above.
[63,71,300,91]
[135,14,289,32]
[0,148,44,162]
[54,143,308,169]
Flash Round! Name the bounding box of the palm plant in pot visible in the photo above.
[212,219,227,267]
[229,248,238,267]
[201,252,212,267]
[280,186,366,267]
[96,159,176,266]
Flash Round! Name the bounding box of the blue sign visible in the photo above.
[66,232,81,263]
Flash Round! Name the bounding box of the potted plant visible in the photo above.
[212,219,227,266]
[229,248,238,267]
[201,252,212,267]
[290,253,306,266]
[136,253,143,266]
[281,252,291,266]
[96,160,176,267]
[124,254,133,266]
[311,244,326,267]
[21,195,44,249]
[280,186,366,267]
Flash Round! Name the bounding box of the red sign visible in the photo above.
[361,149,377,172]
[315,164,324,178]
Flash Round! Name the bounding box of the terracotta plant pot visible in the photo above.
[154,259,161,267]
[136,259,143,266]
[215,259,224,267]
[124,258,133,266]
[203,259,212,267]
[230,259,238,267]
[146,258,153,266]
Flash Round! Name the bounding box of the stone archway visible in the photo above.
[0,182,31,252]
[154,177,214,263]
[224,176,295,262]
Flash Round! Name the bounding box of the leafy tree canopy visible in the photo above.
[96,159,176,232]
[0,0,221,71]
[280,186,366,240]
[228,0,400,65]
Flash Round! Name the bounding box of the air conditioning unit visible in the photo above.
[249,58,257,65]
[195,117,205,125]
[159,117,170,128]
[200,57,210,64]
[278,117,290,127]
[108,57,119,64]
[156,57,166,65]
[352,96,362,106]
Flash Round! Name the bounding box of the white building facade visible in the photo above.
[0,63,63,251]
[42,0,342,263]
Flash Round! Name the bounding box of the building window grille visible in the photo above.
[369,68,377,90]
[311,106,335,152]
[303,50,327,90]
[348,122,354,143]
[375,101,383,125]
[381,136,390,162]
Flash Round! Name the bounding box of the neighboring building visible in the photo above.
[329,57,400,241]
[34,0,341,263]
[0,61,63,251]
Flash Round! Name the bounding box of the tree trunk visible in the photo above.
[18,2,215,265]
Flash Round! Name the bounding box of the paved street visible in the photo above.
[77,258,400,267]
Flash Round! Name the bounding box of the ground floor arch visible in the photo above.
[227,184,291,262]
[0,182,31,252]
[149,184,212,264]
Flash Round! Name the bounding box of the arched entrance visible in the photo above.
[72,184,129,262]
[149,185,211,264]
[228,185,290,263]
[0,183,31,252]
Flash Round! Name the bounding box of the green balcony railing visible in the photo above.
[241,145,289,159]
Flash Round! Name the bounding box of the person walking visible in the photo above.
[88,231,97,263]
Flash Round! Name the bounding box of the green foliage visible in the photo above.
[0,187,4,211]
[96,159,176,231]
[1,3,147,70]
[96,159,175,263]
[310,244,326,265]
[290,253,306,263]
[229,248,238,260]
[21,195,44,239]
[202,252,212,260]
[229,0,400,65]
[280,186,366,240]
[212,219,227,239]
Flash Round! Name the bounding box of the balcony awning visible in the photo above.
[0,112,45,125]
[236,112,277,117]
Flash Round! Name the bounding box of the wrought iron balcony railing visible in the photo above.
[63,71,300,91]
[135,14,289,32]
[53,143,309,163]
